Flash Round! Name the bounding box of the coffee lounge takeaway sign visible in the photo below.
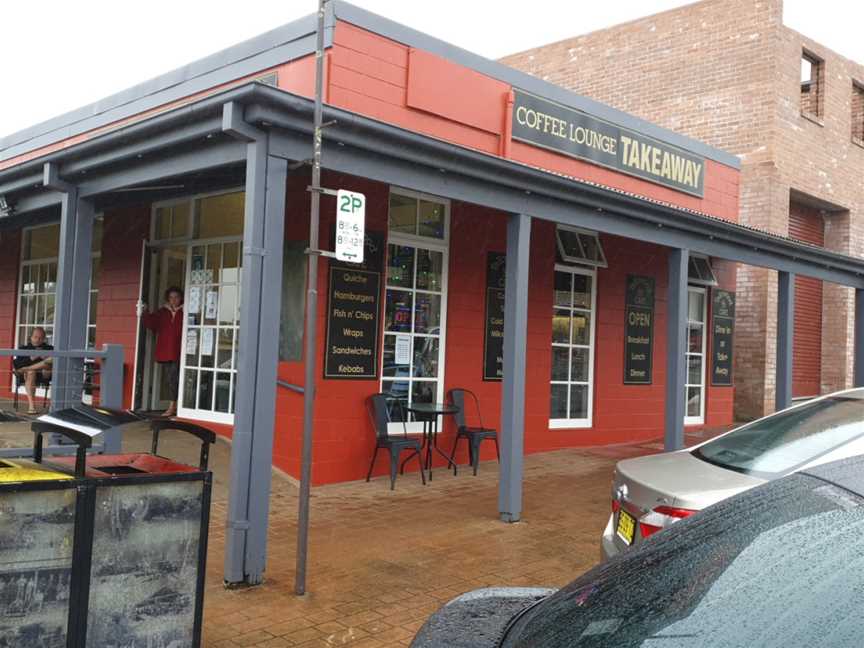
[511,90,705,197]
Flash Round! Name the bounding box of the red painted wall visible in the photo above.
[273,171,735,485]
[327,22,740,224]
[0,230,21,398]
[94,207,150,407]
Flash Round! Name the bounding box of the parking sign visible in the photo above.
[335,190,365,263]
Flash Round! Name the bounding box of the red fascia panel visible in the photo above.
[406,48,509,135]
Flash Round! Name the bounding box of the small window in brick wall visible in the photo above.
[800,51,824,119]
[852,82,864,144]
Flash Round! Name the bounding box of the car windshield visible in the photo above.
[501,473,864,647]
[692,394,864,476]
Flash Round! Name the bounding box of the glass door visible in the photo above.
[685,287,707,425]
[380,190,449,434]
[145,245,187,411]
[177,239,242,423]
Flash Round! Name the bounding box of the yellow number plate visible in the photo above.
[616,509,636,545]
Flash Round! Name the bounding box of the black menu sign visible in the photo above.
[624,275,655,384]
[711,289,735,386]
[483,253,506,381]
[324,231,384,379]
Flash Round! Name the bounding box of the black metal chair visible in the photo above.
[366,393,426,490]
[447,388,500,476]
[12,368,51,412]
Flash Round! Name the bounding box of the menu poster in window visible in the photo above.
[324,231,385,379]
[623,275,655,385]
[484,252,507,381]
[711,290,735,386]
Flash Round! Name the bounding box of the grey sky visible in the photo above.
[2,0,861,139]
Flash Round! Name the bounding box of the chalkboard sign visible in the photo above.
[711,289,735,386]
[483,252,506,381]
[624,275,655,384]
[324,231,384,379]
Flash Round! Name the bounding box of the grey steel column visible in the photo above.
[244,149,287,583]
[776,271,795,411]
[45,163,94,410]
[498,213,531,523]
[222,103,288,585]
[855,289,864,388]
[665,248,688,451]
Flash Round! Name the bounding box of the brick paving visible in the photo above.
[0,403,720,647]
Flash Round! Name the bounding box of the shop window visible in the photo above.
[15,217,103,390]
[685,287,707,425]
[278,241,307,362]
[381,189,449,433]
[852,82,864,144]
[801,51,824,119]
[555,226,607,267]
[153,201,191,241]
[194,191,245,239]
[550,265,596,429]
[687,255,718,287]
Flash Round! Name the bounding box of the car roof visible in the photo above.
[799,454,864,498]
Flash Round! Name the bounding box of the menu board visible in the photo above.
[623,275,655,384]
[324,231,384,379]
[483,252,506,381]
[711,289,735,386]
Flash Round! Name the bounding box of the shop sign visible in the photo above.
[624,275,655,384]
[711,290,735,386]
[335,190,366,263]
[511,89,705,197]
[483,252,506,381]
[324,231,384,379]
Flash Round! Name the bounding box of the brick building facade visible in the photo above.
[502,0,864,419]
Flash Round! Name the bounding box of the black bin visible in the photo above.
[0,426,93,648]
[32,405,215,648]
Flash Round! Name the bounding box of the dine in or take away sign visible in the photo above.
[335,190,366,264]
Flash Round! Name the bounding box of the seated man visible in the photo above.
[13,327,53,414]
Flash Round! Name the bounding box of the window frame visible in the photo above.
[852,80,864,145]
[555,225,608,268]
[685,285,708,426]
[687,254,719,287]
[380,187,451,435]
[549,263,597,430]
[800,50,825,120]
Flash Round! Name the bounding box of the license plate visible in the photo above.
[616,509,636,545]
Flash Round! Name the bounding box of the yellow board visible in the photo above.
[0,459,73,483]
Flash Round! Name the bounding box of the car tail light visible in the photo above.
[638,505,698,539]
[611,499,621,513]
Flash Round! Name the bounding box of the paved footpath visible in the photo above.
[0,407,715,647]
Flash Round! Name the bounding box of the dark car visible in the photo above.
[411,455,864,648]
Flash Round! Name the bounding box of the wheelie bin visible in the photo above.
[33,406,215,648]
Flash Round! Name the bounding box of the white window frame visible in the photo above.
[381,187,450,435]
[14,220,102,397]
[549,264,597,429]
[685,286,708,425]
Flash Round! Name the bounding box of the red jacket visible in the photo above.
[143,307,184,362]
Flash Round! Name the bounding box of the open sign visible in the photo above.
[335,190,366,263]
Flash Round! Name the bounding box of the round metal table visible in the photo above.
[404,402,459,481]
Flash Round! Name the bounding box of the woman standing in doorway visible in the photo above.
[138,287,184,417]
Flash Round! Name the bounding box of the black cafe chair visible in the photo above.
[365,393,426,490]
[447,388,500,476]
[12,369,51,412]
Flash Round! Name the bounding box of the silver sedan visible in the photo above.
[602,388,864,560]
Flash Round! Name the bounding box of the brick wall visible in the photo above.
[502,0,864,417]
